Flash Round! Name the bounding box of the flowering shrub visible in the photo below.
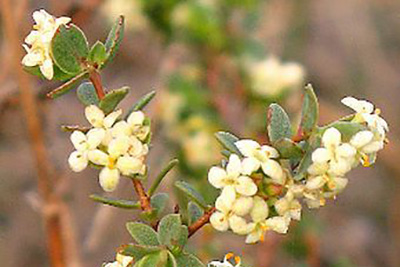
[22,9,388,267]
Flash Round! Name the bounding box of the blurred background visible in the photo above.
[1,0,400,266]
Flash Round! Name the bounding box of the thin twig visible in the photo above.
[89,69,105,100]
[188,207,216,238]
[131,178,152,213]
[0,1,66,266]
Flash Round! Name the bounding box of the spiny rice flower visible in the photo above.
[209,186,253,235]
[342,96,388,165]
[306,127,355,194]
[245,196,290,244]
[208,154,258,196]
[104,253,133,267]
[248,56,305,98]
[235,139,285,184]
[208,253,241,267]
[22,9,71,79]
[68,105,149,192]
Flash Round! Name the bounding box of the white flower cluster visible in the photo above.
[208,97,388,244]
[248,56,305,98]
[304,97,389,208]
[22,9,71,80]
[104,253,133,267]
[208,253,241,267]
[68,105,150,192]
[209,140,292,244]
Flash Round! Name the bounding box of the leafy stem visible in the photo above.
[89,69,105,100]
[188,207,216,238]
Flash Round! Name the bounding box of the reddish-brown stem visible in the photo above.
[89,70,105,100]
[188,207,216,238]
[1,1,66,266]
[131,179,152,213]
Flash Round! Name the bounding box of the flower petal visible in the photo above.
[86,128,106,149]
[85,105,105,128]
[234,139,260,157]
[232,196,254,216]
[241,157,260,175]
[88,149,109,166]
[235,176,258,196]
[103,109,122,128]
[68,151,88,172]
[250,196,269,222]
[99,167,120,192]
[70,131,87,151]
[261,160,285,184]
[210,212,229,232]
[208,166,227,189]
[127,111,145,126]
[226,154,241,176]
[229,215,251,235]
[322,127,341,148]
[116,156,144,176]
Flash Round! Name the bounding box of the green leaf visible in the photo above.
[89,194,140,209]
[151,193,169,217]
[274,138,303,160]
[126,90,156,118]
[76,82,100,105]
[299,84,319,138]
[320,121,367,142]
[148,159,179,196]
[267,103,292,143]
[46,71,88,99]
[119,244,162,261]
[99,86,130,114]
[188,202,204,225]
[51,24,89,75]
[158,214,184,249]
[89,41,108,66]
[175,253,205,267]
[135,250,168,267]
[214,131,242,156]
[175,181,208,209]
[104,15,125,66]
[126,222,160,246]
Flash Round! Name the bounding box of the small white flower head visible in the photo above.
[265,215,291,234]
[275,193,302,221]
[235,139,285,184]
[68,129,105,172]
[22,10,71,79]
[248,56,305,97]
[245,196,269,244]
[127,111,150,141]
[210,186,236,232]
[85,105,122,129]
[208,253,242,267]
[99,167,120,192]
[208,154,258,196]
[341,96,389,137]
[104,253,133,267]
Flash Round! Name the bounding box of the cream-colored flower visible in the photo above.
[248,56,305,97]
[275,191,302,221]
[127,111,150,141]
[208,154,258,196]
[22,9,71,79]
[235,139,285,184]
[245,196,269,244]
[68,129,105,172]
[207,253,242,267]
[104,253,133,267]
[208,253,242,267]
[210,187,251,234]
[341,96,388,137]
[85,105,122,129]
